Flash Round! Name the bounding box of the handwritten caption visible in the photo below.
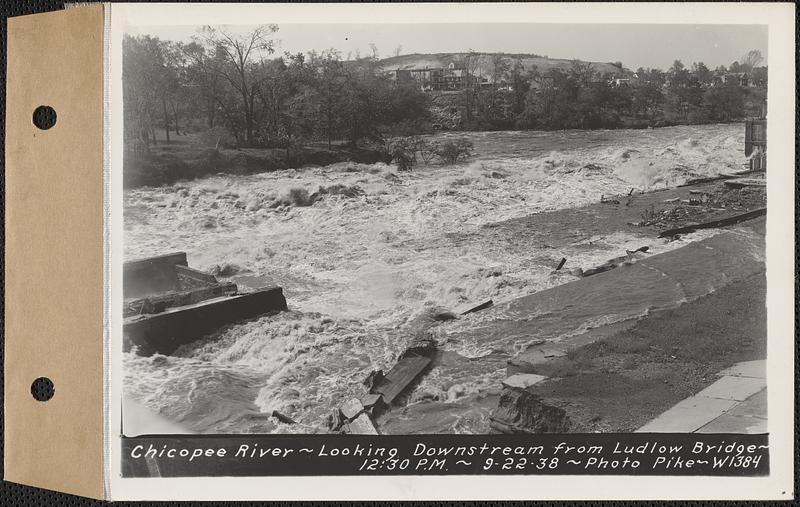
[123,435,769,477]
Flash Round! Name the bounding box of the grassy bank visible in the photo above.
[528,267,766,432]
[124,132,390,188]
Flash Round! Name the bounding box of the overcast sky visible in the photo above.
[126,23,768,70]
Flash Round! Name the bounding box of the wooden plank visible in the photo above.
[371,353,431,404]
[123,287,288,355]
[461,299,493,315]
[658,208,766,238]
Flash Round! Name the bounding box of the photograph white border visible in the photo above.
[107,2,795,500]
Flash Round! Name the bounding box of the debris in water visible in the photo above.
[271,410,296,425]
[461,300,494,315]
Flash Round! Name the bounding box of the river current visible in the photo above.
[123,124,746,434]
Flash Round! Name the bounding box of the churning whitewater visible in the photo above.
[123,124,745,434]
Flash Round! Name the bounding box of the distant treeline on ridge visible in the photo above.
[123,25,767,153]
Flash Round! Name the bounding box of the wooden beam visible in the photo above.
[658,208,766,238]
[371,353,432,405]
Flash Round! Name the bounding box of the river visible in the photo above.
[123,123,746,434]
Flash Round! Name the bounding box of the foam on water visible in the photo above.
[123,124,746,433]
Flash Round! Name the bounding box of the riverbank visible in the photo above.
[124,139,390,188]
[122,124,762,434]
[377,178,765,434]
[124,122,749,189]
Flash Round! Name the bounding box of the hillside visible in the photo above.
[378,52,625,78]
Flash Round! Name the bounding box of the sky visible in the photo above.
[126,23,768,71]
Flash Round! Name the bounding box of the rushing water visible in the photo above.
[123,124,747,434]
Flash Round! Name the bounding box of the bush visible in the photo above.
[387,137,418,171]
[436,138,474,164]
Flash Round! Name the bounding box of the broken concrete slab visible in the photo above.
[490,387,571,434]
[360,393,383,409]
[636,396,738,433]
[346,413,380,435]
[124,252,188,299]
[340,398,364,421]
[694,375,766,402]
[696,413,767,434]
[718,359,766,379]
[124,287,288,356]
[696,389,767,434]
[448,229,764,365]
[502,373,548,389]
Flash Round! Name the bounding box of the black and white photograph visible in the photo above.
[120,16,771,441]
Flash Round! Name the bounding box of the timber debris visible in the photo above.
[570,246,649,277]
[332,338,438,434]
[460,299,494,315]
[658,207,766,238]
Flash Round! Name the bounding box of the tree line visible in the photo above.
[123,26,766,152]
[458,50,766,131]
[123,25,429,152]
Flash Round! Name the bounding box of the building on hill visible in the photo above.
[386,60,491,92]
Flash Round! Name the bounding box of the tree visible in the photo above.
[692,62,712,86]
[458,50,481,123]
[740,50,764,72]
[193,25,279,146]
[308,50,348,149]
[509,59,532,115]
[123,35,178,148]
[703,79,745,121]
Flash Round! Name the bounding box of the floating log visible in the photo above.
[370,352,432,405]
[124,287,288,355]
[658,208,766,238]
[461,300,493,315]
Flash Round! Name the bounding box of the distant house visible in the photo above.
[385,61,476,91]
[713,72,749,87]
